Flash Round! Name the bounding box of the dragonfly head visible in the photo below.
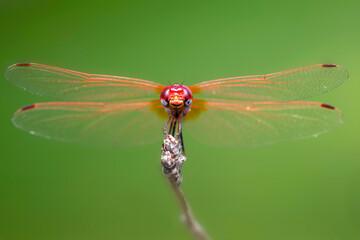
[160,84,193,112]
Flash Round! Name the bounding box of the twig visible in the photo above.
[161,135,210,240]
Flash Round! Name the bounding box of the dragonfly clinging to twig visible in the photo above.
[5,63,348,152]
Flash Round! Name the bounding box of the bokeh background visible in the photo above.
[1,0,359,239]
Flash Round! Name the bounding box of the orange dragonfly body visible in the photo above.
[5,63,348,149]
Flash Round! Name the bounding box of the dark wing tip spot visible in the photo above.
[16,63,32,67]
[322,64,337,68]
[321,103,335,110]
[21,104,36,111]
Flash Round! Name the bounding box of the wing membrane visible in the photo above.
[5,63,164,101]
[191,64,348,101]
[13,99,166,145]
[184,99,343,147]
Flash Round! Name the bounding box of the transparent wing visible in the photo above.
[5,63,164,101]
[183,99,343,147]
[12,99,168,146]
[190,64,348,101]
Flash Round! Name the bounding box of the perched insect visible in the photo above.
[5,63,348,151]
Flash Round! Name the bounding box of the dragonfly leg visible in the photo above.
[174,115,186,155]
[175,113,184,139]
[180,130,186,155]
[171,118,177,137]
[178,114,184,135]
[168,117,174,135]
[163,116,173,135]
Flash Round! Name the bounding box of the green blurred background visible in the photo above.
[0,0,359,239]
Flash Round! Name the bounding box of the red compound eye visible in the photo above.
[160,86,171,101]
[182,85,193,101]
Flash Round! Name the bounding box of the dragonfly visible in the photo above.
[5,63,348,152]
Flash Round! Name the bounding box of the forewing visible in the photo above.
[191,64,348,101]
[5,63,164,101]
[184,99,343,147]
[13,99,167,145]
